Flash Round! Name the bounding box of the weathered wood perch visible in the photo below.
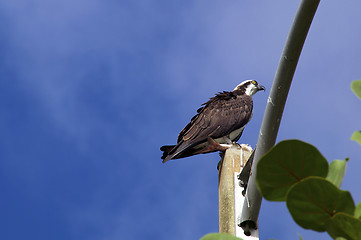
[218,144,253,236]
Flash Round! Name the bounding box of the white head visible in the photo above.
[233,80,265,96]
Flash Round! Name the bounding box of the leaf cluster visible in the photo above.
[199,82,361,240]
[255,80,361,240]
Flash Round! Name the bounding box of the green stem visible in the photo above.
[240,0,321,233]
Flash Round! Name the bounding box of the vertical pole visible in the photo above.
[218,144,253,236]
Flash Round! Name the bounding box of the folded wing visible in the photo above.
[161,92,253,162]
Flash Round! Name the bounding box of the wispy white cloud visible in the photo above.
[0,0,176,150]
[2,1,361,240]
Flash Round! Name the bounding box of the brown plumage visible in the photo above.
[160,80,265,163]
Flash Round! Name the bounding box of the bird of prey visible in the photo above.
[160,80,265,163]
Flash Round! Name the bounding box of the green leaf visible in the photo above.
[325,213,361,239]
[355,202,361,219]
[351,131,361,145]
[351,80,361,100]
[256,140,328,201]
[286,177,355,232]
[326,159,347,187]
[200,233,243,240]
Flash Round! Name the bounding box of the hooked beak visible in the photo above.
[257,84,266,91]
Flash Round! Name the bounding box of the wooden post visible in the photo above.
[218,144,253,236]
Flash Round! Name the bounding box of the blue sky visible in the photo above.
[1,1,361,239]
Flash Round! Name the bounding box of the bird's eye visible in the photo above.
[252,80,257,85]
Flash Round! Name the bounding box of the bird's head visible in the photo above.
[233,80,265,96]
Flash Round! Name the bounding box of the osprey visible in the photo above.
[160,80,265,163]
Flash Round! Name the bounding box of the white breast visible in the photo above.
[214,126,245,144]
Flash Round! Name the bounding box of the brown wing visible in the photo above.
[166,93,253,161]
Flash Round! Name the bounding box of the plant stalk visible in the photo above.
[239,0,321,233]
